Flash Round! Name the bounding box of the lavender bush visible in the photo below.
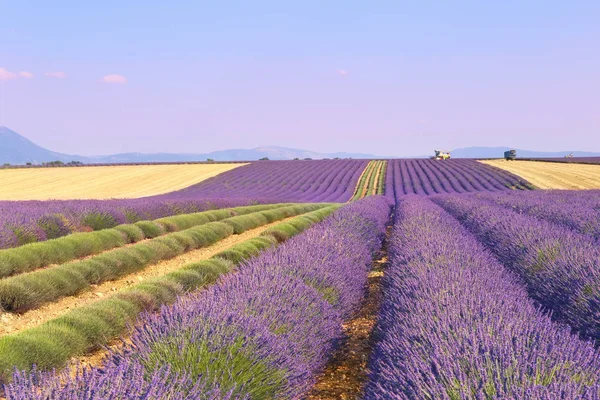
[4,361,244,400]
[365,198,600,399]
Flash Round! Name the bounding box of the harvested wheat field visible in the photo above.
[0,163,245,200]
[480,159,600,190]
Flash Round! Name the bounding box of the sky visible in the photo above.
[1,0,599,157]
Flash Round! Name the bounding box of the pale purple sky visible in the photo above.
[1,1,599,156]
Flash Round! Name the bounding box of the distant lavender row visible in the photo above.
[365,198,600,399]
[385,159,534,200]
[474,190,600,241]
[0,198,255,250]
[172,159,369,203]
[4,196,391,399]
[433,194,600,342]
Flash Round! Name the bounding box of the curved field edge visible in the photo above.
[0,203,293,279]
[0,164,247,201]
[0,205,341,384]
[480,159,600,190]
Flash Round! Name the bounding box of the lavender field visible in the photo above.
[3,1,596,396]
[4,159,600,399]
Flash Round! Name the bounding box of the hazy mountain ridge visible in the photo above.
[0,127,379,163]
[2,127,599,164]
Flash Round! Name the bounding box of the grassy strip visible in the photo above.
[0,203,291,279]
[365,161,380,195]
[349,162,373,201]
[0,204,328,313]
[0,204,339,383]
[351,161,377,201]
[260,204,341,243]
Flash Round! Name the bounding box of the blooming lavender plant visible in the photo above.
[4,360,246,400]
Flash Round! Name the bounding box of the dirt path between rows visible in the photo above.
[306,224,391,399]
[0,218,296,337]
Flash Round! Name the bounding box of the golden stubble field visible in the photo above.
[0,163,246,200]
[480,160,600,190]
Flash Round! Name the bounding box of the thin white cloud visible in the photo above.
[0,67,18,81]
[45,71,67,79]
[18,71,34,79]
[102,74,127,84]
[338,69,348,76]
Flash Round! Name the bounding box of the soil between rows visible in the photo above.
[306,224,391,399]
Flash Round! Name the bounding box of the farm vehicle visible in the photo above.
[504,150,517,160]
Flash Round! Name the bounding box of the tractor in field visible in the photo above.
[504,150,517,160]
[565,153,574,158]
[432,150,451,160]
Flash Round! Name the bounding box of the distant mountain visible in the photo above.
[0,127,378,164]
[449,146,600,159]
[89,146,378,163]
[0,127,86,164]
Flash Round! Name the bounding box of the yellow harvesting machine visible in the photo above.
[433,150,451,160]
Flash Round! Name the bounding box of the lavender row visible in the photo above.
[474,191,600,241]
[385,159,534,200]
[0,197,256,250]
[174,159,369,203]
[364,198,600,399]
[433,194,600,341]
[3,196,391,399]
